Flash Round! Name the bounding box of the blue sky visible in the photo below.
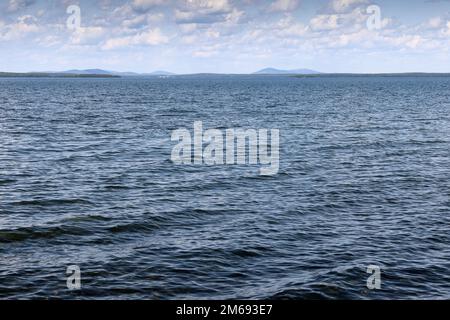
[0,0,449,73]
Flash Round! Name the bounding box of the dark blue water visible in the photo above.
[1,75,450,299]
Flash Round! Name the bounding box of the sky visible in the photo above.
[0,0,449,73]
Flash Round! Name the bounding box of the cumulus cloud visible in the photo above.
[323,0,369,14]
[428,17,443,29]
[0,0,449,72]
[70,27,106,46]
[121,13,165,29]
[308,5,370,32]
[269,0,301,12]
[7,0,35,13]
[102,28,169,49]
[445,21,450,35]
[193,47,219,57]
[0,15,40,41]
[175,0,233,24]
[131,0,166,12]
[309,14,340,31]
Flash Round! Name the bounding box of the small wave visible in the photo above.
[269,288,330,300]
[0,179,16,185]
[107,221,162,234]
[231,248,266,258]
[103,185,133,190]
[269,283,356,300]
[59,215,113,223]
[0,225,92,243]
[10,198,93,206]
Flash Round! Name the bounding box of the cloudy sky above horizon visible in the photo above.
[0,0,449,73]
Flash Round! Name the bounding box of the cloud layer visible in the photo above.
[0,0,449,73]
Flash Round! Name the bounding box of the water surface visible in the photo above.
[1,75,450,299]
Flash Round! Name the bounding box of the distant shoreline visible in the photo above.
[1,72,449,78]
[292,72,450,78]
[0,72,120,78]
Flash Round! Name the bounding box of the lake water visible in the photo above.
[1,75,450,299]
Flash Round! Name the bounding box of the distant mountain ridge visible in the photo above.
[147,70,175,76]
[64,69,112,75]
[253,68,321,75]
[0,71,119,78]
[53,68,321,76]
[61,69,176,76]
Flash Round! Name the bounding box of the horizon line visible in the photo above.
[2,70,450,76]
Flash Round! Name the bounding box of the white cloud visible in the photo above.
[325,0,368,14]
[192,44,220,57]
[70,27,106,45]
[102,28,169,49]
[269,0,301,12]
[121,13,165,29]
[131,0,166,12]
[310,14,340,31]
[175,0,233,24]
[224,8,245,24]
[179,23,198,34]
[428,17,443,29]
[181,34,197,44]
[445,21,450,35]
[7,0,35,13]
[0,15,40,41]
[1,0,449,73]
